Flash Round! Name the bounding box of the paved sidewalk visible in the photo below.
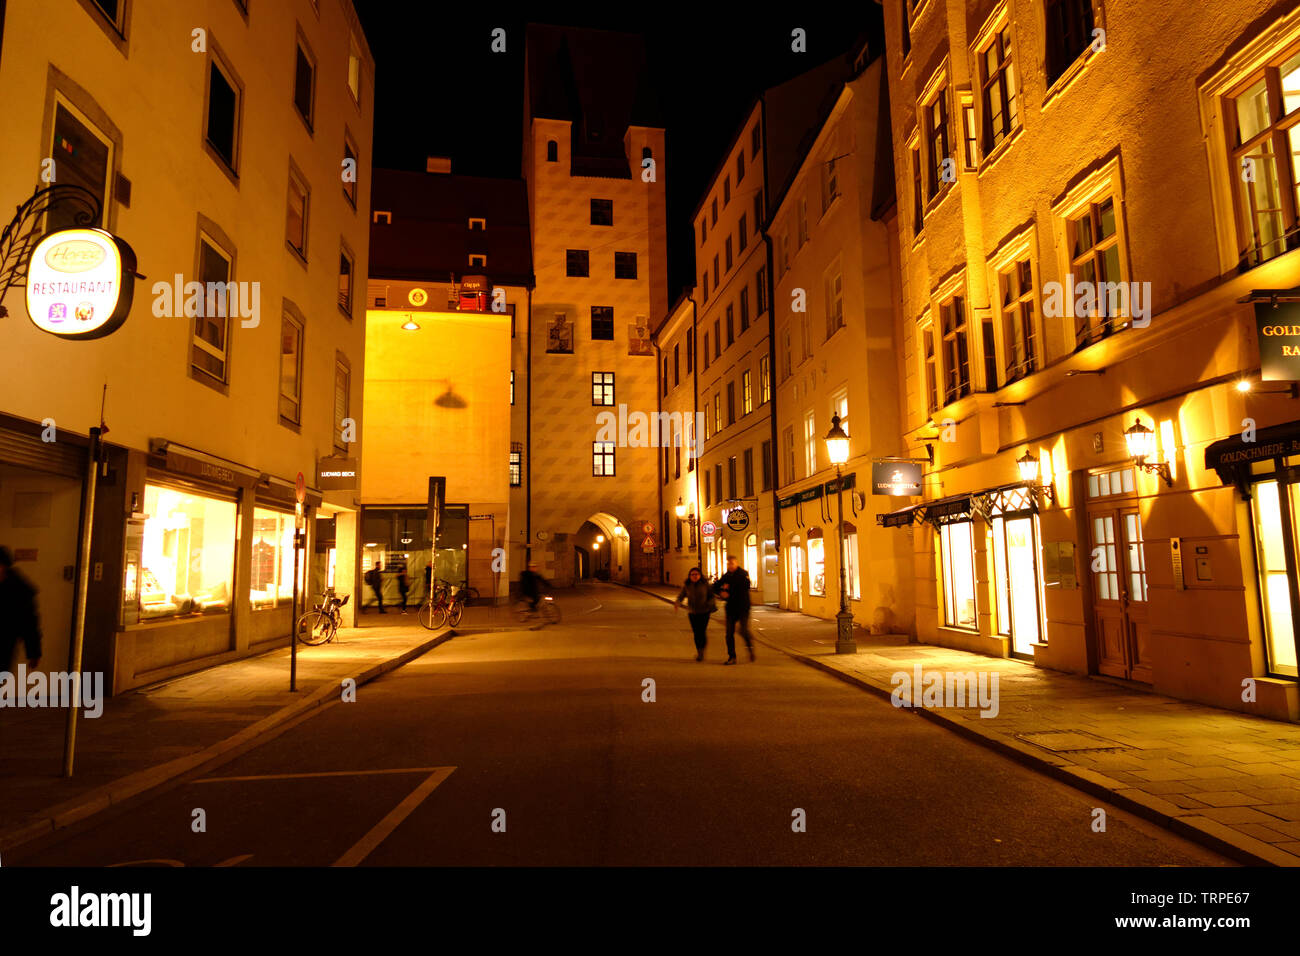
[633,582,1300,866]
[0,618,461,853]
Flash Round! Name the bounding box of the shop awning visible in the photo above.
[1205,419,1300,496]
[877,505,920,527]
[971,481,1039,519]
[920,494,973,525]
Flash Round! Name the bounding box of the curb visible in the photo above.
[0,630,454,855]
[621,582,1289,867]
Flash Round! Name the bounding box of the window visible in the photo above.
[825,270,844,337]
[510,444,523,487]
[700,218,707,245]
[781,426,796,484]
[286,167,309,258]
[759,355,771,404]
[672,345,680,386]
[615,251,638,279]
[566,249,589,277]
[643,146,653,162]
[739,288,750,332]
[714,394,721,433]
[940,521,978,629]
[1069,196,1124,347]
[1227,49,1300,267]
[591,199,613,225]
[547,139,558,162]
[675,442,681,479]
[715,464,723,504]
[807,530,826,597]
[725,236,733,271]
[724,175,731,206]
[991,511,1043,654]
[338,247,354,317]
[294,39,315,129]
[89,0,125,32]
[205,57,240,172]
[333,357,350,454]
[760,439,773,491]
[192,235,233,383]
[822,155,839,211]
[804,411,818,475]
[468,254,486,268]
[703,333,710,371]
[248,507,296,609]
[798,197,808,247]
[962,100,978,170]
[663,446,670,484]
[712,198,718,225]
[779,324,792,380]
[726,304,735,346]
[843,523,861,602]
[921,318,939,413]
[743,448,754,497]
[347,36,362,103]
[687,421,696,470]
[726,382,736,425]
[737,150,745,182]
[756,266,767,314]
[343,137,358,207]
[738,214,748,252]
[980,24,1020,152]
[1250,479,1300,676]
[713,255,720,288]
[279,311,303,425]
[1045,0,1095,86]
[714,319,721,357]
[592,371,615,406]
[728,456,738,497]
[593,442,615,477]
[902,1,912,57]
[662,358,669,397]
[925,83,953,200]
[676,518,684,550]
[742,370,753,415]
[47,100,112,233]
[999,258,1037,383]
[830,389,848,440]
[510,370,515,406]
[751,121,761,159]
[939,294,970,404]
[702,272,709,302]
[591,306,614,340]
[911,143,924,235]
[705,470,712,506]
[137,484,237,620]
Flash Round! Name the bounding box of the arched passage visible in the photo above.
[573,511,631,585]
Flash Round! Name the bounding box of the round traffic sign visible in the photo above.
[295,472,306,503]
[726,510,750,531]
[700,520,717,537]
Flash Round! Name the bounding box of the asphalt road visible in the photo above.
[13,585,1232,866]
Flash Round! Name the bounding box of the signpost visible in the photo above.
[290,473,306,691]
[701,520,717,543]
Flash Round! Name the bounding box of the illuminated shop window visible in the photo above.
[137,484,236,620]
[940,521,977,629]
[843,523,860,601]
[250,508,298,609]
[1252,480,1300,677]
[807,529,826,597]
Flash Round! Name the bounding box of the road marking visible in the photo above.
[195,767,449,784]
[583,602,603,613]
[214,854,253,867]
[332,767,456,867]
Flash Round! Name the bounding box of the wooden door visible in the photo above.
[1087,507,1152,683]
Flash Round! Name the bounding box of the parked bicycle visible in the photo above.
[297,589,350,645]
[515,594,560,626]
[417,579,466,630]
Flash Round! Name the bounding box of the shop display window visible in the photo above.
[137,484,236,620]
[807,532,826,596]
[940,521,977,629]
[250,507,298,609]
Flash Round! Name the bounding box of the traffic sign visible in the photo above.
[701,520,717,542]
[726,509,750,531]
[295,472,306,503]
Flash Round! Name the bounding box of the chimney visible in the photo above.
[426,156,452,174]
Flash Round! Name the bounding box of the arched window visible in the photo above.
[842,522,860,601]
[546,140,558,162]
[807,527,826,597]
[745,533,758,579]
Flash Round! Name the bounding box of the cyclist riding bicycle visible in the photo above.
[519,563,548,612]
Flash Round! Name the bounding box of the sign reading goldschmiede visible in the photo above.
[1256,301,1300,382]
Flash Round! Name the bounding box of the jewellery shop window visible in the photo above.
[250,507,299,609]
[940,520,978,630]
[135,484,237,620]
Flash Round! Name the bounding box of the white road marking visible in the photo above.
[332,767,457,867]
[583,602,603,614]
[195,767,449,784]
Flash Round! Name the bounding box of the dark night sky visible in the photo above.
[352,3,884,301]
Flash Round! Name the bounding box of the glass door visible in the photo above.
[1250,479,1300,677]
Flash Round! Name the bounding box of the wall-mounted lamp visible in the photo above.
[400,314,420,331]
[1017,449,1056,504]
[1124,418,1172,487]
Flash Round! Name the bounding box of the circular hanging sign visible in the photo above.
[295,472,306,503]
[642,521,654,534]
[726,509,750,532]
[25,228,137,339]
[408,287,428,306]
[536,530,550,541]
[700,521,717,538]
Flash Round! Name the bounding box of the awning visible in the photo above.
[971,481,1039,519]
[921,494,973,525]
[877,505,920,528]
[1204,419,1300,499]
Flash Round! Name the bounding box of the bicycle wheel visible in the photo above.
[417,602,447,630]
[514,602,532,623]
[296,610,332,645]
[542,601,561,624]
[447,601,464,627]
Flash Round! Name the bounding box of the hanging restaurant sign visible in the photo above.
[871,460,921,496]
[1256,301,1300,382]
[25,228,137,339]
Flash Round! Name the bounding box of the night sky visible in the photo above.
[352,3,884,301]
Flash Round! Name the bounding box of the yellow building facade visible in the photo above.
[0,0,374,692]
[656,292,701,586]
[880,0,1300,719]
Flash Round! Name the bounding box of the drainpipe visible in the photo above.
[687,294,701,570]
[760,94,782,591]
[525,285,533,570]
[654,327,665,583]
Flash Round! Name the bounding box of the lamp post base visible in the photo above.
[835,609,856,654]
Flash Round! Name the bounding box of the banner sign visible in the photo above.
[26,228,137,339]
[1256,301,1300,381]
[871,461,922,496]
[318,457,358,490]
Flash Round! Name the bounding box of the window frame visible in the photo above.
[592,371,615,406]
[278,308,305,428]
[292,30,317,133]
[285,160,311,262]
[592,442,616,477]
[203,43,244,179]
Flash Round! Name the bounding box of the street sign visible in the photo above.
[642,521,655,534]
[701,520,717,542]
[641,535,656,554]
[726,510,750,531]
[295,472,306,503]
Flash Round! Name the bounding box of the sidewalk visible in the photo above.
[631,582,1300,866]
[0,618,461,853]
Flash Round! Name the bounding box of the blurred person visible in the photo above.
[674,566,716,661]
[713,556,754,664]
[0,546,42,672]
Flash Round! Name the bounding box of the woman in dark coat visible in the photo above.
[674,567,715,661]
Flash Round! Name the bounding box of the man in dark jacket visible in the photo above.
[713,556,754,664]
[0,547,42,671]
[519,563,547,611]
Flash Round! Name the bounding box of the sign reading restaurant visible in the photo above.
[25,228,137,339]
[1256,301,1300,382]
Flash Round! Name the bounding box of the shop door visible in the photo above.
[788,539,803,611]
[1088,506,1152,682]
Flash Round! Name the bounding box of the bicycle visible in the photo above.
[514,594,560,625]
[417,580,466,630]
[297,589,350,645]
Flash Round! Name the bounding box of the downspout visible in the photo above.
[654,327,665,583]
[760,94,782,585]
[686,294,701,571]
[525,285,533,566]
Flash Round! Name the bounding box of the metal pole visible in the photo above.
[290,509,302,692]
[63,427,100,777]
[835,463,856,654]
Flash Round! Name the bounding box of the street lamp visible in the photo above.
[675,496,699,560]
[1124,418,1172,486]
[824,415,855,654]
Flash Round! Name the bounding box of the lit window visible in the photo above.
[593,442,616,477]
[279,311,303,425]
[510,443,523,487]
[843,524,860,601]
[940,521,977,628]
[592,371,615,406]
[192,234,233,383]
[286,168,309,258]
[347,37,362,102]
[136,484,237,621]
[742,370,753,415]
[807,531,826,597]
[804,410,817,475]
[250,508,297,609]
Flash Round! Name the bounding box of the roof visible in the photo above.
[368,169,534,286]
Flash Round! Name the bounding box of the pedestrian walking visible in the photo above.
[674,566,716,661]
[713,556,754,664]
[396,565,410,613]
[366,562,386,614]
[0,546,42,672]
